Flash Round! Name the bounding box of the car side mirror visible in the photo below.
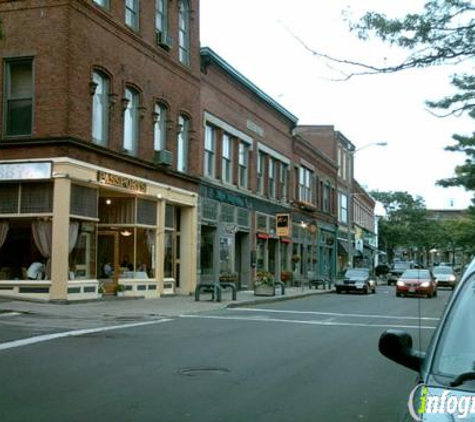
[379,329,425,372]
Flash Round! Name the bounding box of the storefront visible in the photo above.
[0,159,198,301]
[199,190,251,290]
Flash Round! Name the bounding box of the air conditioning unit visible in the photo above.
[154,150,172,166]
[156,31,173,50]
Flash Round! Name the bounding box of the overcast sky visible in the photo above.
[200,0,475,209]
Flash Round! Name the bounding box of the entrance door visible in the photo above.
[97,231,119,294]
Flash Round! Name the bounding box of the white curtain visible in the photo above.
[146,229,156,271]
[32,220,52,279]
[69,221,80,254]
[0,221,9,251]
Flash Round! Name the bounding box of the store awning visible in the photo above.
[338,240,349,254]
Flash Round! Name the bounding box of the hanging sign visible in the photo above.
[276,213,290,237]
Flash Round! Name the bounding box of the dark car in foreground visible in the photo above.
[379,257,475,420]
[396,269,437,298]
[336,268,376,294]
[432,265,457,290]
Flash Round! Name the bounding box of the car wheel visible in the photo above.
[396,292,401,297]
[336,287,341,294]
[363,286,369,294]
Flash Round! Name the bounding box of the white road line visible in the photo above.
[233,308,441,321]
[180,314,437,330]
[0,312,22,318]
[0,318,173,352]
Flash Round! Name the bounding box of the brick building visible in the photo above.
[0,0,201,300]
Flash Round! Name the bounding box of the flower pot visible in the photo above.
[254,284,275,296]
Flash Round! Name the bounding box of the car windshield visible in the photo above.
[432,273,475,377]
[433,267,453,275]
[345,269,369,278]
[401,269,431,279]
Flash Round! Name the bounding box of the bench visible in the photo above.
[309,276,329,289]
[194,282,236,302]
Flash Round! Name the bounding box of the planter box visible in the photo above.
[254,284,275,297]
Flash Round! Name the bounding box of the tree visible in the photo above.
[346,1,475,194]
[371,191,435,261]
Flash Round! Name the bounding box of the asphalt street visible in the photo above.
[0,286,452,422]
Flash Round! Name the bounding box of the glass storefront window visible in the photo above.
[256,238,266,271]
[164,231,174,278]
[200,227,214,275]
[219,237,234,273]
[69,222,96,280]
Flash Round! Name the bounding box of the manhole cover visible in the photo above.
[179,367,231,377]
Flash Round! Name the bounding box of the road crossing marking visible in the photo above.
[180,314,437,330]
[0,318,173,352]
[233,308,440,321]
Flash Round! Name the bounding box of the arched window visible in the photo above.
[123,87,139,155]
[153,102,167,151]
[91,70,110,146]
[178,0,190,66]
[177,114,189,172]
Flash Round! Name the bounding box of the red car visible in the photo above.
[396,269,437,298]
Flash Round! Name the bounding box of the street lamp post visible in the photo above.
[346,141,388,268]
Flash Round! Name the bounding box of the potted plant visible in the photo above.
[115,283,126,297]
[98,283,105,298]
[280,270,293,283]
[254,271,275,296]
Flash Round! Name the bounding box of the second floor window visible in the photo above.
[93,0,109,8]
[323,184,331,213]
[257,153,265,195]
[299,167,312,203]
[91,70,109,146]
[279,164,289,202]
[222,133,232,183]
[123,87,139,155]
[178,0,190,66]
[4,58,33,137]
[177,115,189,172]
[204,124,215,178]
[268,159,276,198]
[339,193,348,223]
[155,0,167,35]
[238,142,249,189]
[153,103,167,151]
[125,0,139,30]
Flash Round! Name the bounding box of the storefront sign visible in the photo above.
[97,171,146,193]
[0,162,52,181]
[276,213,290,237]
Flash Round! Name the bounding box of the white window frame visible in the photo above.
[279,163,288,202]
[177,115,189,172]
[91,70,109,146]
[339,192,348,223]
[222,133,233,184]
[123,87,139,155]
[268,158,276,198]
[204,124,215,178]
[125,0,139,30]
[153,102,167,151]
[93,0,109,9]
[238,142,249,189]
[299,167,312,203]
[155,0,167,35]
[257,153,265,195]
[178,0,190,66]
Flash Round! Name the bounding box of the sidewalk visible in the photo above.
[0,286,334,320]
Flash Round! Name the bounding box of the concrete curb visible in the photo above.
[225,288,335,308]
